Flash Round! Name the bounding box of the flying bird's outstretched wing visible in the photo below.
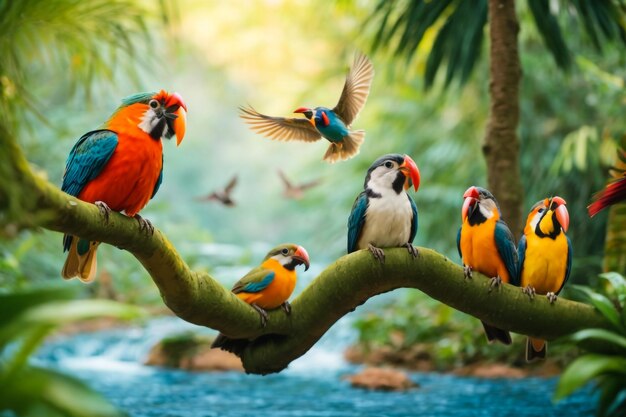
[333,52,375,126]
[239,106,321,142]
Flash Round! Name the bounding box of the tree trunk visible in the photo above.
[0,124,609,374]
[484,0,524,237]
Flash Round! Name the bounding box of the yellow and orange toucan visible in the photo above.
[517,196,572,361]
[61,90,187,282]
[457,186,518,345]
[211,244,310,354]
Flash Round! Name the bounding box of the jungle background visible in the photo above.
[1,1,626,416]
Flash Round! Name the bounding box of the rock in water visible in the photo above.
[345,367,418,391]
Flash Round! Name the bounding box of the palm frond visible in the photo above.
[368,0,488,90]
[0,0,156,133]
[528,0,572,69]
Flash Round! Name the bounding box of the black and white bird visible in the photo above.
[347,154,421,262]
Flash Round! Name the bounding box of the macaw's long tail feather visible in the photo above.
[481,321,512,345]
[323,130,365,163]
[588,176,626,217]
[526,337,547,362]
[61,237,100,282]
[211,333,248,357]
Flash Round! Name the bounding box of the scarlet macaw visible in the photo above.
[61,90,187,282]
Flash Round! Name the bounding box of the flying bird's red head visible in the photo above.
[294,107,315,126]
[399,155,421,191]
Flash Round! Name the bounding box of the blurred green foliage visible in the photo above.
[353,290,576,370]
[555,272,626,417]
[0,284,144,417]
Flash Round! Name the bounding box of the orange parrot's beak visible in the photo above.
[551,196,569,232]
[293,245,310,271]
[163,92,187,146]
[172,106,186,146]
[399,155,421,191]
[462,186,480,222]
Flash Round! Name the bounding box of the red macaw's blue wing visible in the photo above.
[61,130,118,197]
[494,219,519,283]
[409,194,418,244]
[231,268,275,294]
[515,234,527,287]
[61,130,118,252]
[347,191,368,253]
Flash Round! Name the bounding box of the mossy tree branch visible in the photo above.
[0,126,609,375]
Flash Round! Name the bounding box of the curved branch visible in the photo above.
[1,126,609,375]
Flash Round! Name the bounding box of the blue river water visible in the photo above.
[34,316,596,417]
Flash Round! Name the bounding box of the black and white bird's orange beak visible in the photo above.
[462,186,480,222]
[550,196,569,232]
[161,91,187,146]
[293,245,310,271]
[399,155,421,191]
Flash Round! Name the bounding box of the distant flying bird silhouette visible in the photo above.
[196,175,238,207]
[278,170,321,200]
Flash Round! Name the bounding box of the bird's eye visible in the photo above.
[149,99,159,109]
[538,208,545,213]
[384,161,394,169]
[281,248,290,255]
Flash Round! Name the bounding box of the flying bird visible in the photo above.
[61,90,187,282]
[457,186,518,345]
[211,243,310,355]
[277,169,321,200]
[348,154,420,262]
[517,196,571,361]
[196,175,238,207]
[240,52,374,163]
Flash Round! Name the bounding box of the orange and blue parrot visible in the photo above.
[239,52,374,163]
[348,154,420,262]
[457,186,518,345]
[211,243,310,354]
[517,196,571,361]
[61,90,187,282]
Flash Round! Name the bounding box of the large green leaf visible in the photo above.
[0,286,76,327]
[555,354,626,400]
[1,366,127,417]
[569,328,626,352]
[0,299,145,345]
[572,285,624,331]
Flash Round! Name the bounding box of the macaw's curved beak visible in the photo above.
[293,245,310,271]
[173,106,186,146]
[551,196,569,232]
[462,186,480,222]
[399,155,421,191]
[164,92,187,146]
